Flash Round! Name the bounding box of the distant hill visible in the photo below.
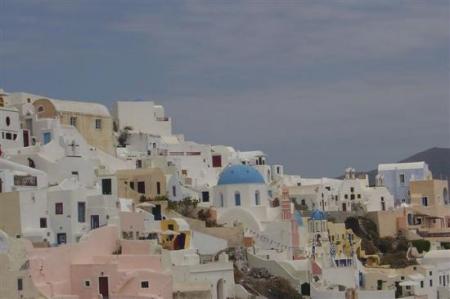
[366,147,450,186]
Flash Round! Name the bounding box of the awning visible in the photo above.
[400,280,420,287]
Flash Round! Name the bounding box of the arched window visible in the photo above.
[38,106,44,112]
[220,193,224,207]
[443,188,449,205]
[407,214,413,225]
[255,190,260,206]
[234,191,241,206]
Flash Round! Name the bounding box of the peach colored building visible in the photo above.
[368,179,450,241]
[27,225,173,299]
[410,179,449,207]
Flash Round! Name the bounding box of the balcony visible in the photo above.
[156,117,170,121]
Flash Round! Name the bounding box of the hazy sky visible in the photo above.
[1,1,449,177]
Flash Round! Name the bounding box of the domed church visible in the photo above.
[213,165,300,250]
[214,164,268,209]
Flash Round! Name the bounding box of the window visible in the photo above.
[430,279,433,287]
[344,194,348,199]
[350,194,355,200]
[220,193,224,207]
[422,197,428,207]
[38,106,44,112]
[102,178,112,195]
[212,155,222,168]
[5,116,10,126]
[357,194,361,199]
[255,190,260,205]
[84,280,91,287]
[235,192,241,206]
[172,186,176,197]
[70,116,77,127]
[5,133,12,140]
[202,191,210,202]
[350,187,354,193]
[136,160,142,168]
[55,203,63,215]
[78,202,86,223]
[156,182,161,195]
[399,174,405,184]
[95,119,102,129]
[17,278,23,291]
[141,281,149,288]
[420,281,424,288]
[168,224,174,231]
[40,218,47,228]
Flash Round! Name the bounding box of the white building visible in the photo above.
[114,100,172,136]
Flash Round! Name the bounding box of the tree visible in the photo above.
[117,126,133,147]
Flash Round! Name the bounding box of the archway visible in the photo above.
[216,279,224,299]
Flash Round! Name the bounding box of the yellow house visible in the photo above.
[32,98,114,154]
[410,179,449,207]
[116,168,167,203]
[160,218,191,250]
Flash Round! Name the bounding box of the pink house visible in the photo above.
[27,225,173,299]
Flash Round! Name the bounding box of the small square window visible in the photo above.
[95,119,102,129]
[55,202,63,215]
[141,281,149,288]
[84,280,91,287]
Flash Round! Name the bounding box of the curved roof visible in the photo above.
[36,98,111,117]
[217,164,265,185]
[310,209,326,221]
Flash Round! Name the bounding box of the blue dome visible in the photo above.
[217,164,265,185]
[311,209,326,221]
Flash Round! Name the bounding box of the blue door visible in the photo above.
[43,132,52,144]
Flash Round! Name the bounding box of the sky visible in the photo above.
[0,0,449,177]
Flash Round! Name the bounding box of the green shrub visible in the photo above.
[412,239,431,253]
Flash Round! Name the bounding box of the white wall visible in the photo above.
[114,101,172,136]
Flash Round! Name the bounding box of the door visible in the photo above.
[137,181,145,194]
[57,233,67,245]
[98,276,109,299]
[23,130,29,147]
[152,205,162,221]
[91,215,100,229]
[42,132,52,144]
